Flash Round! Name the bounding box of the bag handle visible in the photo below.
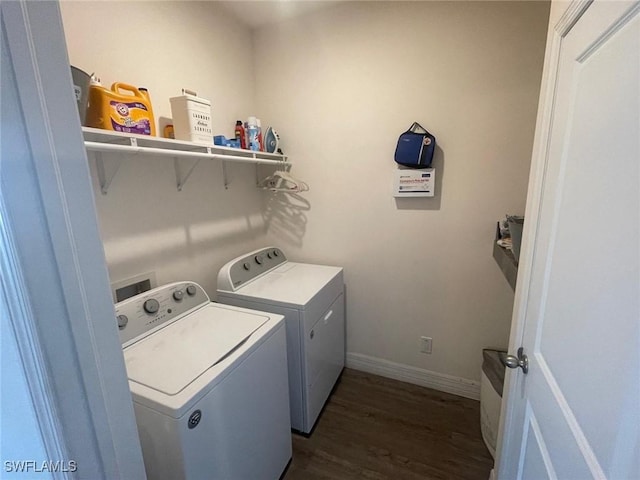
[111,83,143,96]
[408,122,428,134]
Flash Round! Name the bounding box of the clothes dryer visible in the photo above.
[116,281,291,480]
[217,247,345,434]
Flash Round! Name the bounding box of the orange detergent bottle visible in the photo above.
[86,82,156,136]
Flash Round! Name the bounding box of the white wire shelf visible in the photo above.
[82,127,289,193]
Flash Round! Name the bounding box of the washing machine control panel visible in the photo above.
[115,281,209,347]
[218,247,287,291]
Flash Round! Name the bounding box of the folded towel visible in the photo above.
[497,238,512,250]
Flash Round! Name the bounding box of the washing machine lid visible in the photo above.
[228,262,342,307]
[123,304,269,396]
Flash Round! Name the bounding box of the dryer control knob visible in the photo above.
[117,315,128,329]
[186,285,197,296]
[272,249,279,257]
[267,251,272,259]
[255,255,263,265]
[173,290,184,301]
[243,262,251,271]
[143,299,160,314]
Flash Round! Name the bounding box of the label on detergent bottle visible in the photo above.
[110,101,152,135]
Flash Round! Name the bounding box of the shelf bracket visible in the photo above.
[95,151,123,195]
[222,161,229,189]
[174,157,201,191]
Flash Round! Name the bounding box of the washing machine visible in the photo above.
[115,281,291,480]
[217,247,345,434]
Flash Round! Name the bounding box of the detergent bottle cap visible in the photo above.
[248,116,257,126]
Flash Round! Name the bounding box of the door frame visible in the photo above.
[494,1,595,477]
[1,1,146,478]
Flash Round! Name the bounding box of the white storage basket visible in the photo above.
[169,89,212,145]
[480,349,506,459]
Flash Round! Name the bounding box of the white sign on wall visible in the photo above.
[393,168,435,197]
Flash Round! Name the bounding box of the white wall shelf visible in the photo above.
[82,127,289,194]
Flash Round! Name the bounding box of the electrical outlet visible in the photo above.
[420,336,433,354]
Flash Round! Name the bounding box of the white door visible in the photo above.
[496,1,639,479]
[1,1,146,477]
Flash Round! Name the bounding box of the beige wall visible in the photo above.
[254,1,550,382]
[61,1,549,386]
[60,1,269,294]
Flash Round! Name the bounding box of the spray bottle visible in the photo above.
[256,118,264,151]
[247,116,260,151]
[235,120,247,149]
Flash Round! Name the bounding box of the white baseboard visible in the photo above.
[346,352,480,401]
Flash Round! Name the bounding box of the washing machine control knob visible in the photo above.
[143,299,160,314]
[243,262,251,271]
[267,251,272,259]
[173,290,184,301]
[117,315,128,329]
[186,284,197,296]
[272,249,279,257]
[255,255,263,265]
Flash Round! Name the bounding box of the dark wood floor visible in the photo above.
[284,369,493,480]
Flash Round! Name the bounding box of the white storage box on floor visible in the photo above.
[480,348,507,458]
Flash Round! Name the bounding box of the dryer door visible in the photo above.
[304,292,345,430]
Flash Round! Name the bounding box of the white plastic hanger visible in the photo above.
[259,170,309,193]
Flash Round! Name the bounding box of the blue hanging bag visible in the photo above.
[394,122,436,168]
